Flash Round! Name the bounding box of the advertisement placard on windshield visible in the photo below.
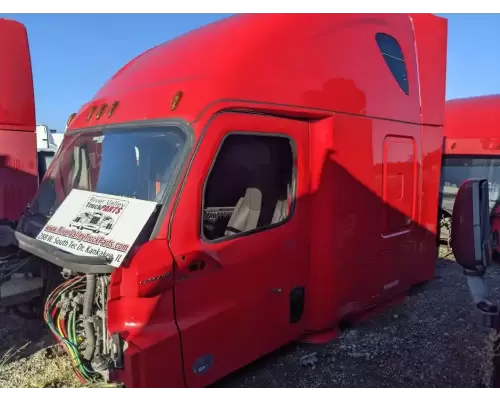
[35,189,157,267]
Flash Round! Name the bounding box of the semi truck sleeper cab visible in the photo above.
[440,95,500,254]
[6,13,449,387]
[0,18,38,222]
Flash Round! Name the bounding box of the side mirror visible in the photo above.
[451,178,492,275]
[451,178,498,326]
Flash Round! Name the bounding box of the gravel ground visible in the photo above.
[1,254,500,388]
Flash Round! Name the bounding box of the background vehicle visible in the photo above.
[0,18,38,223]
[36,124,59,150]
[0,19,64,313]
[0,21,59,222]
[439,95,500,254]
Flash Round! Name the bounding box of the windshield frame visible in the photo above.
[37,118,195,241]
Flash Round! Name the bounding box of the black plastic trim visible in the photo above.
[289,286,305,324]
[4,227,114,274]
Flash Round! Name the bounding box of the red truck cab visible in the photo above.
[15,13,448,387]
[440,95,500,252]
[0,18,38,222]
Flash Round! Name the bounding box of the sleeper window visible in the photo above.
[375,32,409,95]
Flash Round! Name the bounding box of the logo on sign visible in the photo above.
[69,196,128,235]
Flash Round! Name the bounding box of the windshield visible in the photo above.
[23,125,187,233]
[440,156,500,214]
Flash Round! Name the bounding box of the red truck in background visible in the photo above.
[0,18,38,223]
[0,18,64,316]
[440,95,500,255]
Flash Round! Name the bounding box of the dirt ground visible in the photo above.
[1,253,500,388]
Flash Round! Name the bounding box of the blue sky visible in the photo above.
[2,13,500,131]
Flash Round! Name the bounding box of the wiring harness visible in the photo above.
[44,273,112,385]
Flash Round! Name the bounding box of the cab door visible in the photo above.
[168,112,310,387]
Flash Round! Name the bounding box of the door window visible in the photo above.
[202,133,295,241]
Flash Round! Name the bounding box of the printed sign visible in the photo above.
[36,189,158,267]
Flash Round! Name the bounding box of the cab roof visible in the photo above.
[444,95,500,155]
[445,95,500,139]
[69,13,447,131]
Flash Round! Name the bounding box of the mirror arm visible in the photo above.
[464,274,498,328]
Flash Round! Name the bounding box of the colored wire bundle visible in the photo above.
[43,275,98,385]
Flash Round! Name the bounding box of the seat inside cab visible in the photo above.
[203,134,294,241]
